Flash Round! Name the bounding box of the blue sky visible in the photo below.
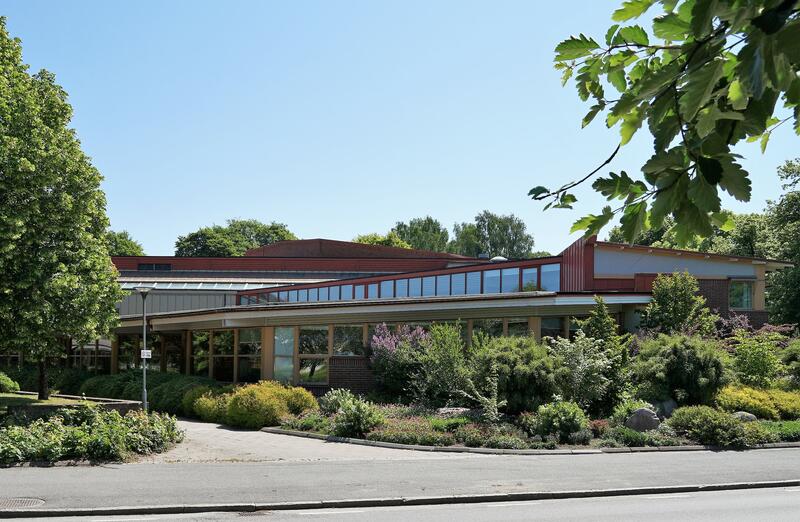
[3,1,795,255]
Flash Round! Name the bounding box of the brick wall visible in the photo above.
[698,279,730,314]
[302,356,375,396]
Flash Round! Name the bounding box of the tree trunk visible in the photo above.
[38,359,49,400]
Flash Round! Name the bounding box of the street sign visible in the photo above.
[140,349,152,359]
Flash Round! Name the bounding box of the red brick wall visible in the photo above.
[302,356,375,396]
[698,279,730,314]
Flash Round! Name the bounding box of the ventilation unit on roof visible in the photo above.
[490,256,508,263]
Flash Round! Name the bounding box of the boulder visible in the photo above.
[624,408,661,432]
[733,411,757,422]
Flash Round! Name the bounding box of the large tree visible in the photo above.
[0,18,123,398]
[449,211,536,258]
[531,0,799,244]
[391,216,449,252]
[767,158,800,324]
[175,219,296,256]
[352,231,411,249]
[106,230,145,256]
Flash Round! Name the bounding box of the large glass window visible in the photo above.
[191,331,210,376]
[162,334,183,373]
[436,275,450,296]
[541,317,564,339]
[507,317,529,337]
[298,325,329,384]
[297,289,308,302]
[273,327,295,383]
[118,334,138,371]
[329,286,340,301]
[483,270,501,294]
[309,288,318,302]
[501,268,520,293]
[299,358,328,384]
[451,273,466,295]
[354,285,365,299]
[380,280,394,299]
[368,283,378,299]
[466,272,481,294]
[422,276,436,296]
[268,292,279,302]
[319,287,329,301]
[212,330,234,382]
[540,264,561,292]
[237,328,261,383]
[522,268,538,291]
[341,285,353,300]
[409,278,422,297]
[333,325,364,356]
[472,318,503,338]
[396,279,408,297]
[279,291,288,302]
[288,290,298,302]
[299,326,328,354]
[729,280,754,310]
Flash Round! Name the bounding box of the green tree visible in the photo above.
[448,211,536,258]
[767,158,800,324]
[175,219,296,256]
[0,18,123,398]
[106,230,145,256]
[532,0,800,244]
[352,231,411,249]
[391,216,449,252]
[640,272,718,336]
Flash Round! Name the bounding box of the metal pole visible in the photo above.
[142,292,148,412]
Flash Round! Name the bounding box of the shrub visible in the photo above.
[410,323,471,407]
[603,424,682,447]
[454,424,485,447]
[759,420,800,442]
[429,416,470,432]
[783,339,800,388]
[548,332,611,413]
[319,388,357,416]
[471,336,558,415]
[639,272,718,336]
[366,418,456,446]
[281,412,331,433]
[533,401,589,443]
[484,434,529,449]
[605,426,649,447]
[193,392,231,424]
[631,334,729,405]
[589,419,610,437]
[331,397,384,438]
[715,386,780,420]
[284,386,318,415]
[610,398,655,425]
[767,389,800,420]
[567,429,593,445]
[0,372,19,393]
[4,365,91,395]
[226,384,289,429]
[732,330,785,387]
[181,385,214,418]
[370,323,429,401]
[668,406,753,448]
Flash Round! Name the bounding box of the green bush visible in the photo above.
[639,272,718,336]
[484,434,529,449]
[319,389,357,415]
[605,426,649,447]
[472,336,558,415]
[532,401,589,443]
[667,406,756,448]
[331,397,384,438]
[783,340,800,388]
[454,424,485,447]
[610,398,655,425]
[0,372,19,393]
[181,385,214,418]
[767,389,800,420]
[567,428,593,445]
[549,331,611,413]
[4,366,92,395]
[366,417,456,446]
[429,416,470,432]
[715,386,780,420]
[150,376,219,415]
[193,392,231,424]
[410,323,471,407]
[632,334,729,405]
[225,383,289,429]
[280,412,331,433]
[732,331,785,388]
[284,386,318,415]
[759,420,800,442]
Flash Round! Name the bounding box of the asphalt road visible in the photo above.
[2,449,800,511]
[20,487,800,521]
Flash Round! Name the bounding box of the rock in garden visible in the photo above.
[624,408,660,432]
[436,407,472,417]
[733,411,757,422]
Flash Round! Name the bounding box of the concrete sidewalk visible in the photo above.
[2,448,800,513]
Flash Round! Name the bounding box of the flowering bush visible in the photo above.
[370,323,429,401]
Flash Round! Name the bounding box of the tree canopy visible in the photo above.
[531,0,800,244]
[106,230,145,256]
[174,219,296,256]
[0,18,123,397]
[391,216,450,252]
[448,211,536,258]
[352,231,412,249]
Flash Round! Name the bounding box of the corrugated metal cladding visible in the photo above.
[594,249,757,278]
[559,237,588,292]
[117,292,237,316]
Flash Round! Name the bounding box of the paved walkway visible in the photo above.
[143,419,471,462]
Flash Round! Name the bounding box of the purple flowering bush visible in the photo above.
[370,324,429,401]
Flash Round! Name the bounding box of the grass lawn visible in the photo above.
[0,392,82,415]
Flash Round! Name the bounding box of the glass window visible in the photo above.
[354,285,365,299]
[273,327,295,383]
[309,288,318,302]
[436,275,450,296]
[501,268,520,293]
[409,278,422,297]
[341,285,353,300]
[299,325,328,354]
[237,328,261,383]
[466,272,481,294]
[319,287,329,301]
[451,273,466,295]
[213,330,234,355]
[161,334,183,373]
[333,325,364,356]
[288,290,298,302]
[191,331,210,376]
[507,317,529,337]
[279,291,288,302]
[268,292,279,302]
[729,280,754,310]
[541,317,564,339]
[329,285,340,301]
[422,276,436,296]
[540,264,561,292]
[396,279,408,297]
[212,330,234,382]
[299,358,328,384]
[380,280,394,299]
[297,289,308,302]
[522,268,538,291]
[483,270,501,294]
[118,335,138,371]
[368,283,378,298]
[472,318,503,338]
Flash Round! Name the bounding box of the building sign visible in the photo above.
[140,349,152,359]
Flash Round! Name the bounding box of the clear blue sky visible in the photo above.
[3,1,795,255]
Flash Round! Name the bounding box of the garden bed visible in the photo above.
[2,391,141,418]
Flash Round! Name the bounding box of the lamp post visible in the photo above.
[133,286,154,411]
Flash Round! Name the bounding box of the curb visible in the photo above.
[260,427,800,455]
[3,479,800,518]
